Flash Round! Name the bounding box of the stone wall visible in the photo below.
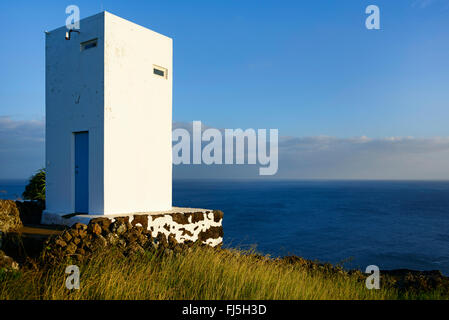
[43,210,224,264]
[42,209,224,247]
[144,210,224,247]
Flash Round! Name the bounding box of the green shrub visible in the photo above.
[22,169,46,201]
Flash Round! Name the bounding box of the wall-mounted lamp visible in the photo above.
[65,29,80,40]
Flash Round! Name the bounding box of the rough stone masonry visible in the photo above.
[42,208,224,247]
[42,210,224,264]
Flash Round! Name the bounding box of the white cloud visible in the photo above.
[413,0,436,8]
[1,118,449,180]
[412,0,449,8]
[0,116,45,179]
[173,123,449,179]
[277,135,449,179]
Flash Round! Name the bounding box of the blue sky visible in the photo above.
[1,0,449,179]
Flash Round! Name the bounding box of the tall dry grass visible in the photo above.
[0,246,445,300]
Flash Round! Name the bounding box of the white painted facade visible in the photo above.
[44,11,172,218]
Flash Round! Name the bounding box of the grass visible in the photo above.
[1,245,447,300]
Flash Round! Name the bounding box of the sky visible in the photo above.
[0,0,448,179]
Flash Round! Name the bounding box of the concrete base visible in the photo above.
[41,207,223,247]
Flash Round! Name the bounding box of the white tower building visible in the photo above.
[43,11,172,221]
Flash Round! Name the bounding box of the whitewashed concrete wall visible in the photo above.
[44,12,172,217]
[45,13,105,215]
[103,12,172,214]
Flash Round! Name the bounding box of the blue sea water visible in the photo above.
[2,179,449,274]
[173,180,449,275]
[0,179,28,200]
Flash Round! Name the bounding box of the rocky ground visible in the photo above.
[280,255,449,294]
[0,200,23,233]
[0,200,24,273]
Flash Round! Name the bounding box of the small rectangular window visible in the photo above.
[153,65,167,79]
[81,38,98,51]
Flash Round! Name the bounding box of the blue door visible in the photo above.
[75,132,89,213]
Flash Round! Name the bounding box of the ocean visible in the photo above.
[2,179,449,274]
